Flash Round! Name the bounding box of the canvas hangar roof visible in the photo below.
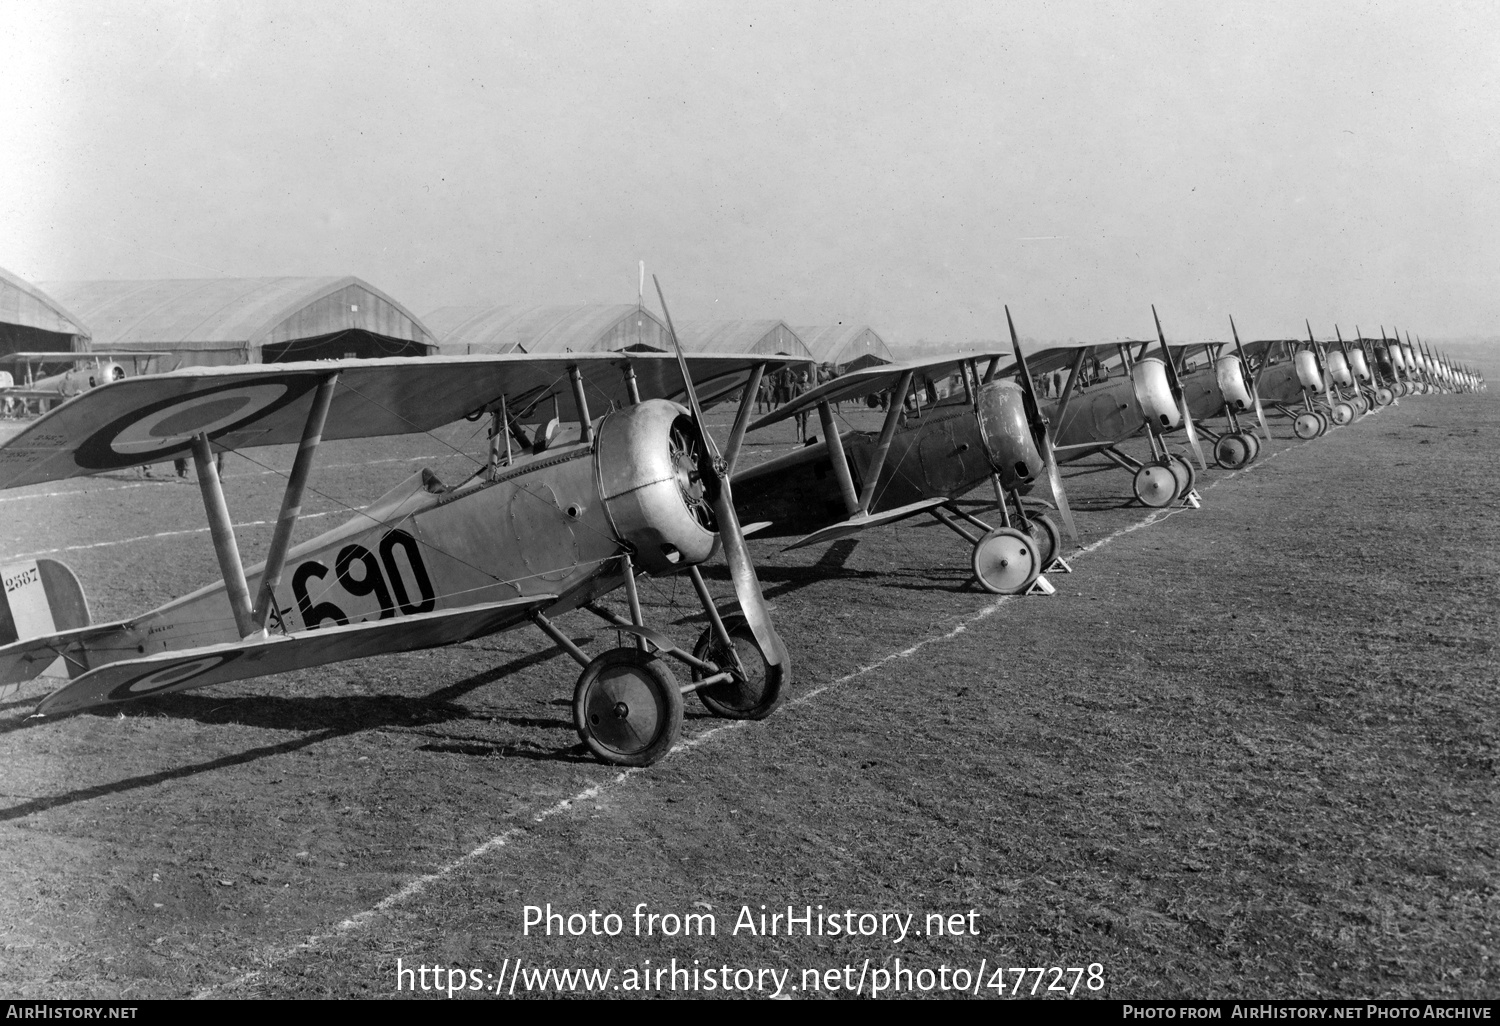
[38,277,436,368]
[674,320,815,361]
[0,266,91,359]
[793,324,895,370]
[424,304,671,355]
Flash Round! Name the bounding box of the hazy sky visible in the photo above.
[3,0,1497,344]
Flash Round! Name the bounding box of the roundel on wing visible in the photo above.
[106,651,243,702]
[75,377,321,469]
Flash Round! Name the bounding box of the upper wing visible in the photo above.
[748,352,1013,430]
[0,351,779,490]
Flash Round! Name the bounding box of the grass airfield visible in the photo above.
[0,393,1495,999]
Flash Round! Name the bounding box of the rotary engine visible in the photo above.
[1131,357,1180,428]
[1294,350,1325,392]
[1324,349,1353,387]
[1214,356,1254,411]
[1348,349,1372,382]
[973,379,1042,491]
[594,399,719,575]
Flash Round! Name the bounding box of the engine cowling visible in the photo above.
[1294,350,1324,392]
[1131,357,1180,428]
[1214,356,1253,411]
[594,399,718,575]
[974,379,1043,491]
[1325,349,1352,387]
[1348,349,1371,382]
[1387,345,1406,372]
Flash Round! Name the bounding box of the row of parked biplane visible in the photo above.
[0,293,1483,766]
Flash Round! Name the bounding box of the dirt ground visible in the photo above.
[0,392,1494,999]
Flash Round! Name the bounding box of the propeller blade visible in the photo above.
[1230,316,1272,442]
[1044,433,1079,543]
[1005,306,1078,542]
[653,276,785,669]
[1152,306,1207,471]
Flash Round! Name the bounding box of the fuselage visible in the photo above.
[47,399,713,673]
[733,380,1039,536]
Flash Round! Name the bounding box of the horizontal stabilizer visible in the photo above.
[34,594,558,717]
[784,497,952,550]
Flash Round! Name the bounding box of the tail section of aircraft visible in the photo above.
[0,559,92,696]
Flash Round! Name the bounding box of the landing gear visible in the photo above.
[1214,433,1252,469]
[691,616,785,721]
[573,648,683,767]
[1020,513,1061,570]
[1132,463,1178,507]
[971,527,1042,594]
[1331,401,1354,425]
[1351,393,1369,415]
[1293,413,1321,440]
[1239,431,1261,461]
[1374,387,1393,406]
[1165,453,1196,500]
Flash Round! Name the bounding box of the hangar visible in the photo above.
[1,266,90,360]
[38,277,436,369]
[794,324,895,371]
[675,320,814,360]
[424,304,671,355]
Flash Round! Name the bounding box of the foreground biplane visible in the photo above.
[1025,309,1212,509]
[732,310,1079,596]
[0,345,791,766]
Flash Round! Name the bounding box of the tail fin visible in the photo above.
[1,559,91,695]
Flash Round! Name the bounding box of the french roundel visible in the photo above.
[76,376,320,469]
[107,651,242,702]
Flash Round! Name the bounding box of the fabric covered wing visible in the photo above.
[0,352,777,489]
[748,352,1012,430]
[33,595,557,716]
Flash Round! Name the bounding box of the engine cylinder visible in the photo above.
[1294,350,1324,392]
[594,399,718,575]
[1214,356,1253,411]
[1131,357,1180,428]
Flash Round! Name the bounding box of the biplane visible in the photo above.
[1152,317,1270,471]
[730,310,1079,596]
[1023,308,1212,509]
[1232,328,1360,441]
[0,341,792,767]
[0,351,168,415]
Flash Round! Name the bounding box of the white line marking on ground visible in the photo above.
[198,443,1301,998]
[0,455,456,504]
[2,509,356,561]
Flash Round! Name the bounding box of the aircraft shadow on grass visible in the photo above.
[0,644,609,819]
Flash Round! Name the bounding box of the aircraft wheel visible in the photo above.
[1374,387,1393,406]
[1214,433,1251,469]
[1165,454,1196,498]
[692,616,785,721]
[1351,393,1369,415]
[1132,464,1178,507]
[573,648,683,767]
[1331,401,1354,425]
[1020,512,1061,569]
[1240,431,1261,461]
[1315,411,1332,435]
[971,527,1042,594]
[1293,413,1321,440]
